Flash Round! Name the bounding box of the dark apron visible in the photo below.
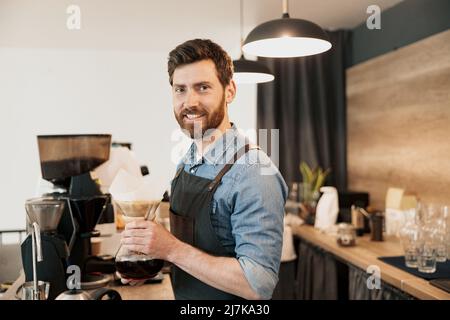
[169,143,258,300]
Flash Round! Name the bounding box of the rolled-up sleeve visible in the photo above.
[229,161,288,299]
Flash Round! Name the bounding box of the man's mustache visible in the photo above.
[180,107,207,117]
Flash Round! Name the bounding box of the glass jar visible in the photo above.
[337,223,356,247]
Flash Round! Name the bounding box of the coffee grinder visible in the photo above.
[22,134,113,299]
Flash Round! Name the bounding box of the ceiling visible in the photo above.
[243,0,404,31]
[0,0,405,50]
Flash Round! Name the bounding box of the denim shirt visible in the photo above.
[173,124,288,299]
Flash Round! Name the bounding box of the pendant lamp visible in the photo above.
[232,0,274,84]
[242,0,332,58]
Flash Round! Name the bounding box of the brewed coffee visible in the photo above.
[116,255,164,280]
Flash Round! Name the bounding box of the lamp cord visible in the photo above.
[240,0,244,49]
[282,0,290,18]
[282,0,288,14]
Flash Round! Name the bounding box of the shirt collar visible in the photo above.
[182,123,239,166]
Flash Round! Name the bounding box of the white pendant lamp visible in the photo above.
[242,0,332,58]
[232,0,274,84]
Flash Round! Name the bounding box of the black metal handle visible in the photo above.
[90,288,122,300]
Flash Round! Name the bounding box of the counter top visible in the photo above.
[0,270,174,300]
[1,230,175,300]
[291,225,450,300]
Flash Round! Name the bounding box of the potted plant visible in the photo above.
[299,161,331,224]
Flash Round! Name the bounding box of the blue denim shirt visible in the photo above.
[174,124,288,299]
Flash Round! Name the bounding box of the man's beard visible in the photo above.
[175,93,226,139]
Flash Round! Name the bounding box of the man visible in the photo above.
[120,39,287,300]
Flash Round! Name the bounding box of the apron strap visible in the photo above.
[174,165,184,179]
[207,143,260,192]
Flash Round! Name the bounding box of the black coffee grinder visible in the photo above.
[22,134,114,299]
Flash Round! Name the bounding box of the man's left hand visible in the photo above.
[120,220,178,260]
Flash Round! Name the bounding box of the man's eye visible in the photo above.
[199,85,209,91]
[175,87,184,93]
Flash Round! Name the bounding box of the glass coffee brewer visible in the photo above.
[114,199,164,280]
[21,197,68,299]
[22,134,113,299]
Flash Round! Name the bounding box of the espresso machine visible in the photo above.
[21,134,114,299]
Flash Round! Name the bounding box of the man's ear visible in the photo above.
[225,80,237,104]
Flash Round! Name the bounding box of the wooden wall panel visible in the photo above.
[347,29,450,209]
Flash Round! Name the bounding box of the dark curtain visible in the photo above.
[272,260,297,299]
[294,237,345,300]
[257,31,351,190]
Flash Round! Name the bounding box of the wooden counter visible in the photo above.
[0,272,174,300]
[291,225,450,300]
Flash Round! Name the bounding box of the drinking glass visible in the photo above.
[434,219,447,263]
[417,223,437,273]
[399,209,420,268]
[417,243,437,273]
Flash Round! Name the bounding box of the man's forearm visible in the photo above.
[165,239,261,300]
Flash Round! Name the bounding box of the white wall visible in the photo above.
[0,0,257,230]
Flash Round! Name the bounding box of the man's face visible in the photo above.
[172,59,231,139]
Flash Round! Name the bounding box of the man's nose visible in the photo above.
[184,89,200,108]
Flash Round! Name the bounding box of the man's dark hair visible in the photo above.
[168,39,234,88]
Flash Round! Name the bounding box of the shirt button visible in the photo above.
[190,168,195,174]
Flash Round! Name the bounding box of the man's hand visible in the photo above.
[120,220,178,260]
[115,272,146,286]
[119,220,260,299]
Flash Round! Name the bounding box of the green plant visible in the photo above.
[298,162,331,224]
[299,161,331,195]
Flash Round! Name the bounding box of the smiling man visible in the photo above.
[120,39,288,300]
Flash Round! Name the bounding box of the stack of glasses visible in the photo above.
[399,203,449,273]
